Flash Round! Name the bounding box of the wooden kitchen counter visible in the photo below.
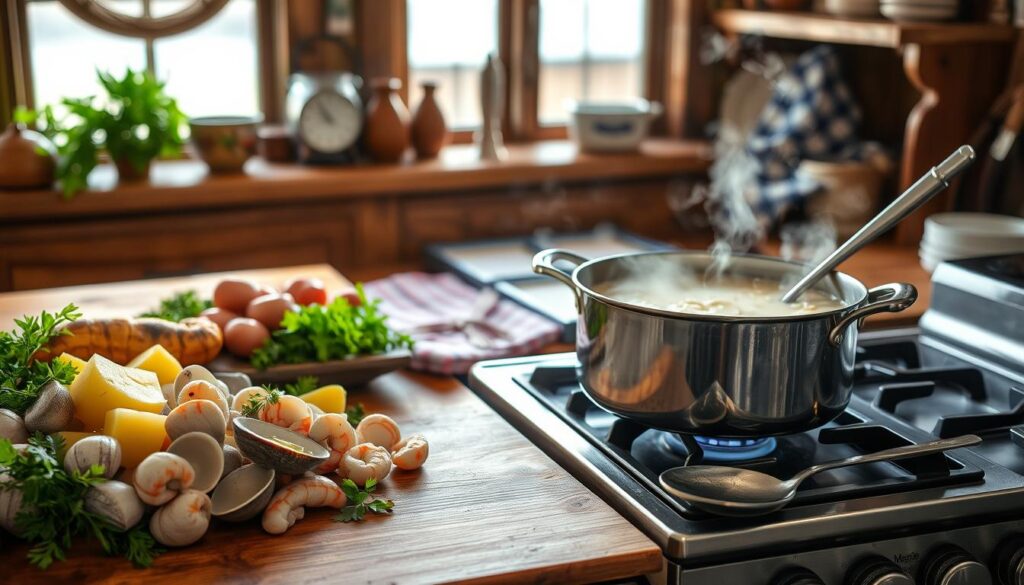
[0,265,662,584]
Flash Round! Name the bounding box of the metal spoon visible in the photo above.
[658,434,981,517]
[780,145,977,303]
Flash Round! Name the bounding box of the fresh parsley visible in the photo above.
[138,290,212,322]
[250,285,412,370]
[281,375,319,397]
[240,388,283,418]
[0,305,82,415]
[334,478,394,522]
[0,434,163,569]
[344,403,366,427]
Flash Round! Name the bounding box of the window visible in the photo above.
[538,0,646,125]
[406,0,498,130]
[404,0,649,138]
[22,0,261,118]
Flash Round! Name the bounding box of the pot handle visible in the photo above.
[828,282,918,346]
[532,249,590,307]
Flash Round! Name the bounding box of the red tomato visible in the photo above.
[285,277,328,306]
[335,289,361,307]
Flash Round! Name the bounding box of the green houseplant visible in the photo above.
[16,68,187,198]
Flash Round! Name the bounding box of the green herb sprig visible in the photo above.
[138,290,212,322]
[0,304,82,415]
[250,285,412,370]
[281,375,319,397]
[334,478,394,522]
[240,388,283,418]
[344,403,366,426]
[0,435,163,569]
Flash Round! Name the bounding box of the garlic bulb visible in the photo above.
[84,480,145,531]
[24,381,75,433]
[0,409,27,444]
[64,435,122,478]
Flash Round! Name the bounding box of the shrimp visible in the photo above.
[261,475,347,535]
[232,386,269,412]
[392,434,429,470]
[260,394,313,435]
[308,413,357,474]
[355,414,401,449]
[339,443,392,486]
[133,452,195,506]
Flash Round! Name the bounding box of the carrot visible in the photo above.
[39,317,223,366]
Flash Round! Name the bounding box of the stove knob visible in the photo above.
[773,567,825,585]
[921,544,992,585]
[845,556,914,585]
[994,536,1024,585]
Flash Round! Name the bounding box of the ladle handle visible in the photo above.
[793,434,982,483]
[780,145,976,304]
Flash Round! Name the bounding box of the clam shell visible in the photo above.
[64,435,122,478]
[150,489,211,547]
[165,399,227,444]
[173,365,224,402]
[24,381,75,433]
[84,480,144,531]
[168,432,225,493]
[221,444,244,480]
[232,417,329,475]
[177,380,230,418]
[211,464,275,522]
[0,409,27,444]
[213,372,252,396]
[0,473,28,535]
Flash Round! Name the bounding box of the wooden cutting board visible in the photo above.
[0,266,662,583]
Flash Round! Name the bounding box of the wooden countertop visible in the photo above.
[0,139,711,222]
[0,265,662,584]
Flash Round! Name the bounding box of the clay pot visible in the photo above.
[114,158,151,182]
[411,82,447,159]
[365,78,410,163]
[0,123,56,189]
[189,116,260,174]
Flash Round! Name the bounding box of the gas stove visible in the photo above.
[469,254,1024,585]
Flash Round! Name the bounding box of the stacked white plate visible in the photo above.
[919,212,1024,272]
[824,0,880,17]
[880,0,958,21]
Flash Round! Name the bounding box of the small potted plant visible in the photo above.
[16,68,187,198]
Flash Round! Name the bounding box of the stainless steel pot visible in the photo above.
[533,249,918,437]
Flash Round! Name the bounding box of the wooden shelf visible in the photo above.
[712,9,1017,49]
[0,139,710,222]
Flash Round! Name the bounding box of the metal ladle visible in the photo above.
[658,434,981,517]
[780,145,977,303]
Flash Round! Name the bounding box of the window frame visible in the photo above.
[4,0,287,123]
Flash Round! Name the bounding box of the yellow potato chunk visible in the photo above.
[104,409,169,468]
[57,352,88,375]
[126,344,183,385]
[300,384,347,414]
[54,431,94,458]
[69,354,165,431]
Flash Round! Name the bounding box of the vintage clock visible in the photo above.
[285,72,363,164]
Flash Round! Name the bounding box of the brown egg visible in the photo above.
[213,279,262,313]
[246,293,299,331]
[199,307,237,332]
[223,318,271,358]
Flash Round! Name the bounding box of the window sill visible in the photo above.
[0,139,711,222]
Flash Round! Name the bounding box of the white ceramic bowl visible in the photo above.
[880,3,957,21]
[924,212,1024,248]
[824,0,880,16]
[569,100,663,153]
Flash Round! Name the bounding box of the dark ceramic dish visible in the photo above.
[232,417,329,475]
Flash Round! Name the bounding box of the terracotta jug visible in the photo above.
[0,123,56,189]
[365,77,411,163]
[411,82,447,159]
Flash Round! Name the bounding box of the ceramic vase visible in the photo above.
[411,82,447,159]
[0,123,56,189]
[366,77,411,163]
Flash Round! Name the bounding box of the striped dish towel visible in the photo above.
[364,272,562,375]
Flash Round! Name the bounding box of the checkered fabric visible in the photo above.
[748,45,868,218]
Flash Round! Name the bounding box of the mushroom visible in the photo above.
[177,380,230,418]
[165,399,227,444]
[338,443,392,486]
[0,409,27,444]
[0,473,28,536]
[84,480,145,531]
[391,434,429,471]
[355,414,402,449]
[23,381,75,434]
[221,444,244,480]
[64,435,122,479]
[150,489,211,547]
[133,452,195,506]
